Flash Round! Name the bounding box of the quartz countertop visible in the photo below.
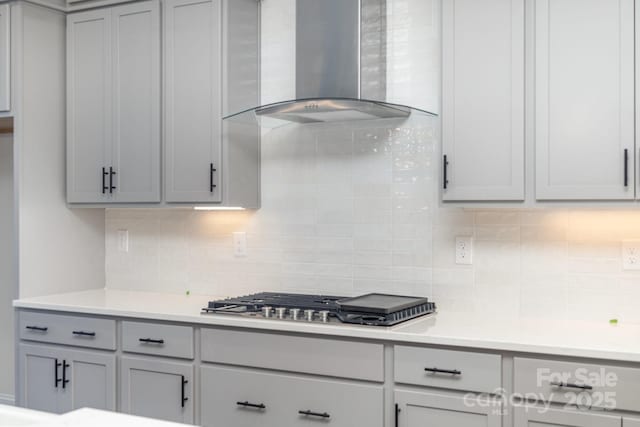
[13,289,640,363]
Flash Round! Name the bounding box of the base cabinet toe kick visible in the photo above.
[14,309,640,427]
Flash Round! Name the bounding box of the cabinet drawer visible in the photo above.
[201,365,383,427]
[514,357,640,412]
[394,346,501,393]
[122,321,194,360]
[201,328,383,381]
[19,311,116,350]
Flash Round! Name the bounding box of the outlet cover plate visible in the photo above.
[455,236,473,265]
[622,240,640,270]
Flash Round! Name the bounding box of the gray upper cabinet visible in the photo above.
[442,0,525,202]
[67,0,160,204]
[395,390,502,427]
[535,0,635,201]
[120,356,194,424]
[0,3,10,112]
[164,0,222,203]
[18,343,116,414]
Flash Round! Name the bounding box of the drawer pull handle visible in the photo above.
[181,376,189,408]
[550,381,593,391]
[237,401,266,410]
[424,367,462,376]
[25,326,48,332]
[139,338,165,344]
[299,410,330,419]
[72,331,96,337]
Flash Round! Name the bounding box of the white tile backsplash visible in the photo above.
[106,117,640,323]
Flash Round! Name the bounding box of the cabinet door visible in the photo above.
[120,356,194,424]
[625,418,640,427]
[164,0,222,203]
[18,344,63,413]
[111,0,161,203]
[67,9,112,203]
[58,348,116,413]
[514,406,620,427]
[396,390,501,427]
[535,0,635,200]
[0,3,9,112]
[201,365,383,427]
[442,0,524,201]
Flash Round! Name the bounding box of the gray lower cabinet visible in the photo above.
[395,390,502,427]
[513,405,621,427]
[120,356,194,424]
[626,418,640,427]
[18,343,116,413]
[200,365,384,427]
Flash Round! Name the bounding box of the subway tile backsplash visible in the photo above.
[106,117,640,324]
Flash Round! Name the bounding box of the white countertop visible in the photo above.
[13,289,640,363]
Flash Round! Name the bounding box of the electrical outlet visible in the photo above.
[233,232,247,257]
[622,240,640,270]
[117,229,129,253]
[455,236,473,265]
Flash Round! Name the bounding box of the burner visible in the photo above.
[202,292,436,327]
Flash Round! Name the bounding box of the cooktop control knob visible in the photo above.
[262,306,273,318]
[304,309,315,322]
[275,307,287,319]
[290,308,301,320]
[319,310,330,323]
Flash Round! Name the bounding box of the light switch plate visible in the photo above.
[455,236,473,265]
[622,240,640,270]
[117,229,129,253]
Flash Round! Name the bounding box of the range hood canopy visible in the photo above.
[225,0,439,128]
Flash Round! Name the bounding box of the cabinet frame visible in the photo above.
[0,3,10,112]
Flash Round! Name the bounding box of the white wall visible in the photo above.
[0,133,15,400]
[14,3,105,299]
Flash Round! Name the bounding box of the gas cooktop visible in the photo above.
[202,292,436,326]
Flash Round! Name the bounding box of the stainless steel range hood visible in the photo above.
[225,0,438,128]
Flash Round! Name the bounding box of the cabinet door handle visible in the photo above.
[424,367,462,375]
[62,361,70,389]
[54,359,62,388]
[395,403,400,427]
[181,376,189,408]
[237,401,266,410]
[550,381,593,391]
[210,163,217,192]
[102,167,109,194]
[109,167,116,193]
[25,326,48,332]
[298,410,330,419]
[624,149,629,187]
[72,331,96,337]
[443,155,449,189]
[139,338,164,344]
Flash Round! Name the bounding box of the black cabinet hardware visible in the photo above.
[139,338,164,344]
[72,331,96,337]
[109,167,116,193]
[424,367,462,375]
[181,376,189,408]
[210,163,217,192]
[25,326,48,332]
[550,381,593,391]
[624,149,629,187]
[395,404,400,427]
[54,359,62,388]
[236,401,266,410]
[443,155,449,189]
[102,167,109,194]
[62,361,70,389]
[298,410,330,419]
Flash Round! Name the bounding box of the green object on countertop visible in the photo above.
[609,319,618,325]
[186,290,191,296]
